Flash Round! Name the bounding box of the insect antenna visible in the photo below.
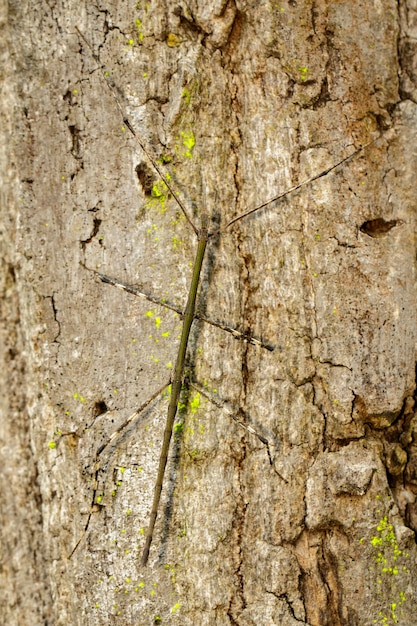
[212,136,380,236]
[75,27,198,235]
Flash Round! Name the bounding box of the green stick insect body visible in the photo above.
[141,221,208,565]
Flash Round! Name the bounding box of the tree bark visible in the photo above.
[1,1,417,624]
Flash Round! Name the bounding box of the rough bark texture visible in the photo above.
[1,1,417,624]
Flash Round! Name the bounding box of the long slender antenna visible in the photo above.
[214,137,379,236]
[75,27,198,236]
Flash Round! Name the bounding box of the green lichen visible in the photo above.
[179,130,195,158]
[157,154,172,165]
[371,516,405,576]
[172,236,183,250]
[171,602,181,614]
[167,32,181,47]
[177,525,187,538]
[145,224,158,237]
[368,513,409,624]
[285,61,309,83]
[190,391,201,414]
[164,563,177,584]
[135,18,144,43]
[149,179,169,212]
[181,88,192,106]
[298,66,309,81]
[145,310,171,343]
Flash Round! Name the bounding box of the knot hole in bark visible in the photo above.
[135,162,155,196]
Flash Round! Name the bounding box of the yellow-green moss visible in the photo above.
[369,513,410,624]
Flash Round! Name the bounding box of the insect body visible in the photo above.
[73,28,379,566]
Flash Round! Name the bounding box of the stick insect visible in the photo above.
[73,28,378,566]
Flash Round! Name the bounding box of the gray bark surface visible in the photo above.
[1,1,417,624]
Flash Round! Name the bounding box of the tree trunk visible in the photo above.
[1,1,417,624]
